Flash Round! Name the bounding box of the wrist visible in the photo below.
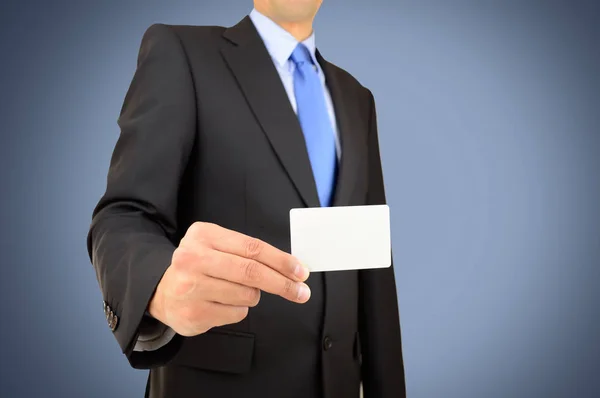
[147,288,166,325]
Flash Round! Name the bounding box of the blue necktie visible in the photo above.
[290,44,337,207]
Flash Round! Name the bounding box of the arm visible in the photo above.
[359,90,407,397]
[87,23,195,369]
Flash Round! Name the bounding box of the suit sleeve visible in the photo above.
[359,90,407,397]
[87,24,195,369]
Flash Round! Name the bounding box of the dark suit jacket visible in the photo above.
[88,15,405,398]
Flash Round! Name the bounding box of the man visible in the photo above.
[87,1,405,397]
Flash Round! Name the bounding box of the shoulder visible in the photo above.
[322,58,375,115]
[138,23,227,54]
[142,22,226,40]
[322,59,374,106]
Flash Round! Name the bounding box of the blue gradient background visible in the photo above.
[1,1,599,397]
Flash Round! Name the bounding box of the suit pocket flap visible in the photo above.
[170,328,254,374]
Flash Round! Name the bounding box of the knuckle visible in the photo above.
[243,287,261,307]
[169,249,203,296]
[241,260,262,283]
[188,222,214,239]
[282,279,295,297]
[244,237,263,259]
[171,247,191,268]
[169,251,188,274]
[172,246,205,271]
[233,307,249,323]
[187,221,204,237]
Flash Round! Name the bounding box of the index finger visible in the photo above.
[204,224,310,282]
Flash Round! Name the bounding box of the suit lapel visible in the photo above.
[220,17,320,208]
[220,17,366,209]
[317,52,366,207]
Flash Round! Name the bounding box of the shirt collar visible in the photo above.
[249,8,319,69]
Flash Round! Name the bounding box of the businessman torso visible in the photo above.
[89,15,404,398]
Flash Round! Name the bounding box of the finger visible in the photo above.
[197,275,261,307]
[203,250,311,303]
[203,224,310,282]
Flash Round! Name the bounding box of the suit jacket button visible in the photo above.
[323,336,333,351]
[108,313,118,332]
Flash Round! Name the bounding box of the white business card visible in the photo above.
[290,205,391,272]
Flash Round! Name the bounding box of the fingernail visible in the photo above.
[297,283,311,302]
[294,264,310,280]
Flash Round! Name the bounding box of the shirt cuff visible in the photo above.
[133,315,177,352]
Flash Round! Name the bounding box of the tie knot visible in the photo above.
[290,43,313,67]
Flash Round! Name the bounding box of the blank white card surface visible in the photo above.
[290,204,391,272]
